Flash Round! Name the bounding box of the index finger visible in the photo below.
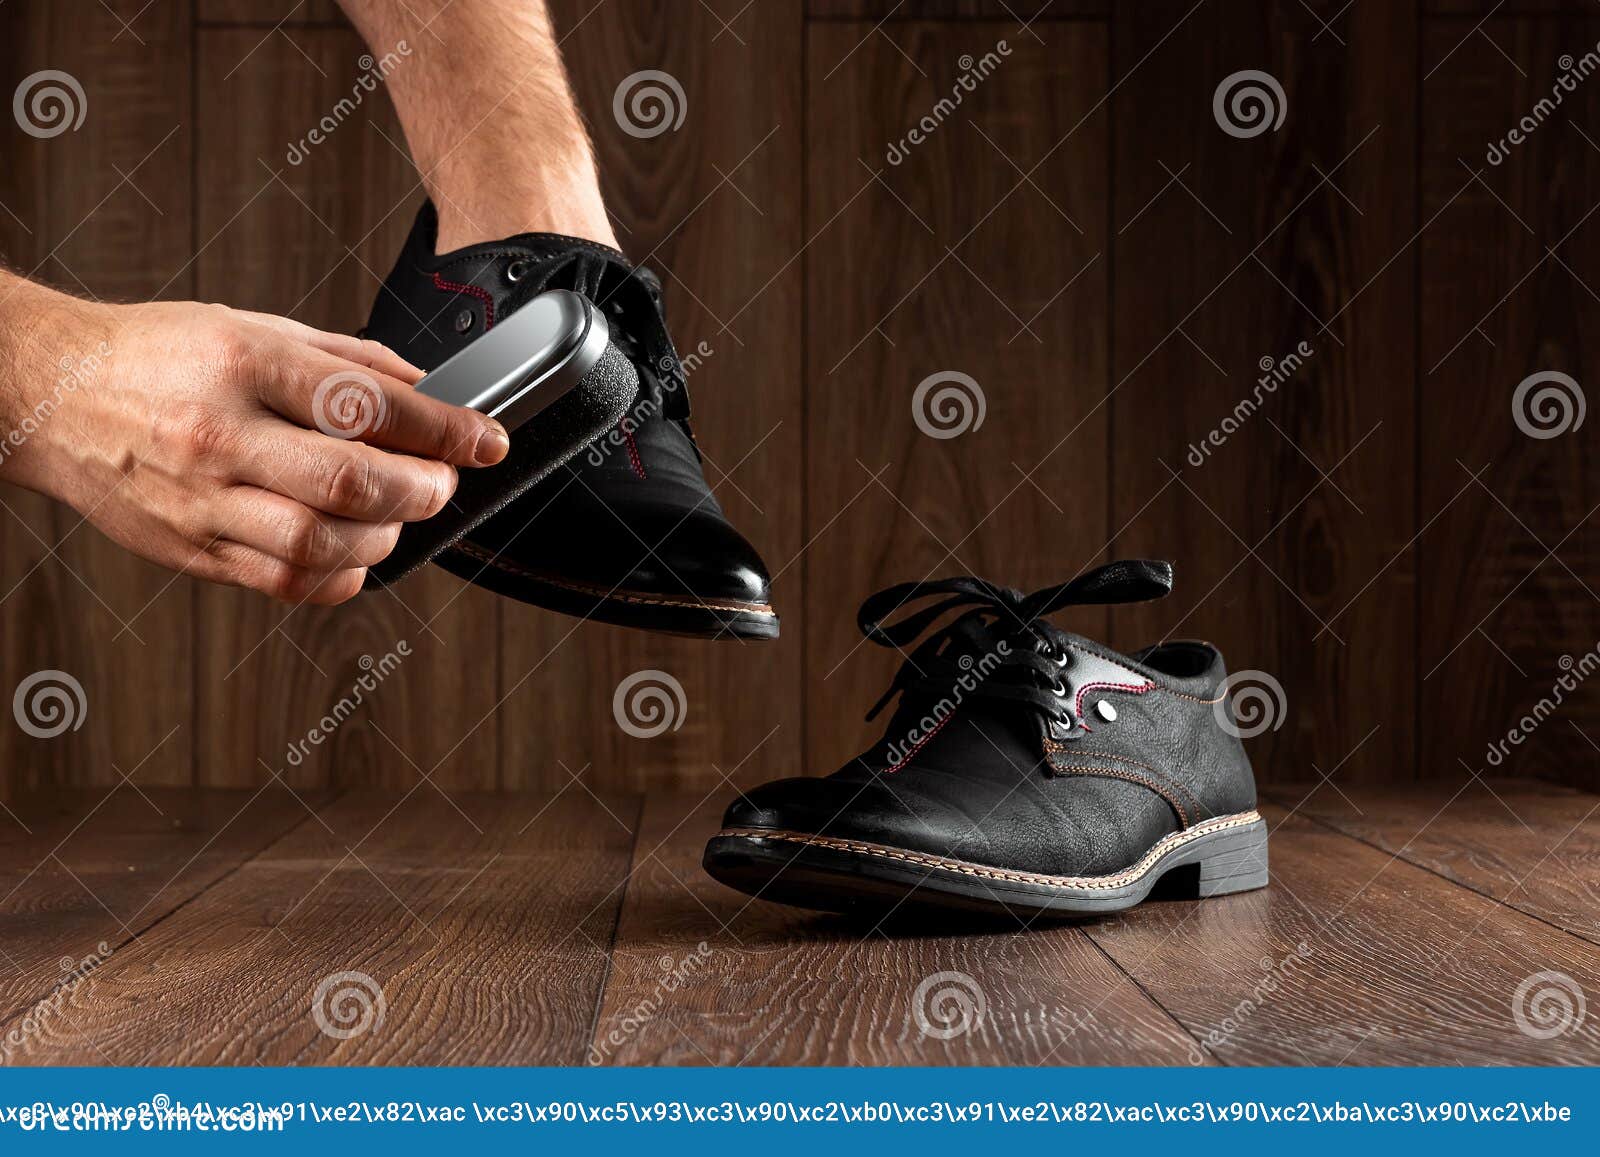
[236,311,425,384]
[259,349,509,468]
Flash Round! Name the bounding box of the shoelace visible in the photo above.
[857,560,1174,724]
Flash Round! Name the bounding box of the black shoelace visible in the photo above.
[857,561,1174,724]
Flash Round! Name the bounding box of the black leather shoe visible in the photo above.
[703,561,1266,918]
[364,203,778,639]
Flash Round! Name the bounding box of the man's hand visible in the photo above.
[0,281,508,604]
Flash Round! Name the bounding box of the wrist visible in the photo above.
[0,276,112,489]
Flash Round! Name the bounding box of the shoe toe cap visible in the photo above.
[629,505,772,608]
[719,775,997,865]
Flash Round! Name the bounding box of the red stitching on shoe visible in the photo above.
[885,709,955,774]
[1074,680,1151,718]
[432,271,495,330]
[622,425,646,479]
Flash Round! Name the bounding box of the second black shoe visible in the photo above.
[365,203,778,639]
[703,561,1266,919]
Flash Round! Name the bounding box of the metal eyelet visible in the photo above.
[453,309,475,334]
[505,258,530,283]
[1095,700,1118,723]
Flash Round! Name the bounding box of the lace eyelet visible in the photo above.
[505,259,530,283]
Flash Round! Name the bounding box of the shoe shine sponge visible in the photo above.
[363,288,638,588]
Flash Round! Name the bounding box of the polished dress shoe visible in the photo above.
[364,203,778,639]
[703,561,1266,918]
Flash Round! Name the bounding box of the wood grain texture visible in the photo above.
[1088,801,1600,1065]
[1264,776,1600,945]
[0,0,1595,805]
[3,790,638,1065]
[0,2,58,807]
[491,0,805,793]
[809,1,1105,17]
[804,20,1110,782]
[591,793,1205,1064]
[1419,18,1600,794]
[0,0,196,792]
[198,0,344,23]
[1426,3,1592,14]
[1109,0,1418,786]
[191,28,504,791]
[0,788,325,1048]
[2,784,1597,1064]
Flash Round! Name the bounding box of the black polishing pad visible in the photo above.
[364,340,637,588]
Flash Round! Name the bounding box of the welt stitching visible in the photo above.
[450,542,775,614]
[719,811,1262,890]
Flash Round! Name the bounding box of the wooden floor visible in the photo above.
[1,777,1597,1066]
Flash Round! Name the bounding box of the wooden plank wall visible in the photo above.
[0,0,1595,798]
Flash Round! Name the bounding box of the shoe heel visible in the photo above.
[1193,819,1269,897]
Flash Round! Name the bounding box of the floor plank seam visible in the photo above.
[1078,928,1219,1067]
[1258,789,1600,950]
[582,792,647,1065]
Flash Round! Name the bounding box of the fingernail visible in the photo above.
[474,422,510,465]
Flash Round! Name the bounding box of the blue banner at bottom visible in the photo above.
[0,1067,1590,1153]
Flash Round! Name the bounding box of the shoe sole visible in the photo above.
[438,545,780,640]
[702,811,1267,918]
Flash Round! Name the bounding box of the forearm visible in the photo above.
[336,0,617,252]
